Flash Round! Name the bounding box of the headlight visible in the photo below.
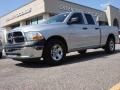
[25,32,44,41]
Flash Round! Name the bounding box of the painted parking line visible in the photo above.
[110,82,120,90]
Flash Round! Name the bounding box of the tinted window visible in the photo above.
[41,13,69,24]
[69,13,84,24]
[85,14,95,25]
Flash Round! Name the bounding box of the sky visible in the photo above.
[0,0,120,16]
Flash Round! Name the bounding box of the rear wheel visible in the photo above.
[104,37,115,54]
[43,40,66,65]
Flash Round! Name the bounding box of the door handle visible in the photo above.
[83,27,88,30]
[95,28,100,30]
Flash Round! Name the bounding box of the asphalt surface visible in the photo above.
[0,45,120,90]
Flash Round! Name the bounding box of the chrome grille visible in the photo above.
[7,32,25,44]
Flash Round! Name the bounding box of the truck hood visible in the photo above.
[12,23,66,33]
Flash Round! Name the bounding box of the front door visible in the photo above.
[67,13,88,49]
[67,13,100,50]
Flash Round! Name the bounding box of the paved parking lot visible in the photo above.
[0,45,120,90]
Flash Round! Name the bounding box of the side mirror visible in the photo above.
[67,17,79,25]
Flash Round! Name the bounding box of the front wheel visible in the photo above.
[104,37,115,54]
[43,40,66,65]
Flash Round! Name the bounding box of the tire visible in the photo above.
[0,52,2,59]
[78,50,87,55]
[104,37,115,54]
[43,40,66,65]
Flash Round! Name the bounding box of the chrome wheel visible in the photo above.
[105,37,115,54]
[51,44,63,61]
[43,40,66,65]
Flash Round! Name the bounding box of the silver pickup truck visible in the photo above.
[5,12,119,65]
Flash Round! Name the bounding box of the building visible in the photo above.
[0,0,120,31]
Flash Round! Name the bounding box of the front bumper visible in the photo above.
[4,41,44,61]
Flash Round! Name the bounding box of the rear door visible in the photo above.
[83,13,100,46]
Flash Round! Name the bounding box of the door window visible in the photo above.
[85,14,95,25]
[69,13,85,24]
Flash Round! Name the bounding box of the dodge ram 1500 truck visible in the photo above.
[4,12,119,65]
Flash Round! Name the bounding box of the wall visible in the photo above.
[0,0,45,27]
[105,5,120,28]
[44,0,107,21]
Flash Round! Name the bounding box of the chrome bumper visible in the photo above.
[5,46,43,61]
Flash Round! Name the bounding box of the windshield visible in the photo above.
[40,13,69,24]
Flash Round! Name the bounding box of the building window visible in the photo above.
[26,20,31,25]
[113,18,119,28]
[26,16,43,25]
[38,16,43,24]
[31,18,38,25]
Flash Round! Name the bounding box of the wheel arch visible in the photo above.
[105,33,115,46]
[44,35,68,52]
[107,34,115,41]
